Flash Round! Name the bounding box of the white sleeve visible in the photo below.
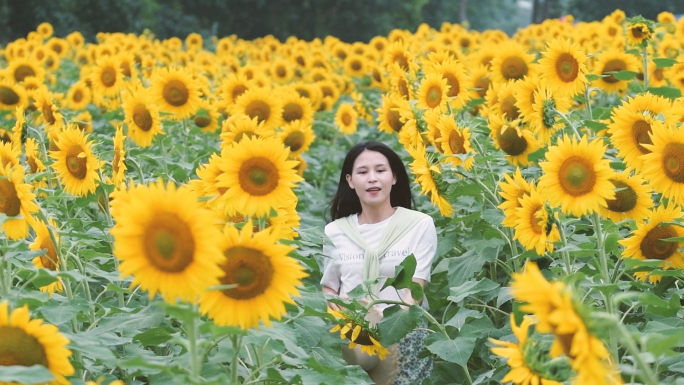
[412,217,438,282]
[320,227,341,292]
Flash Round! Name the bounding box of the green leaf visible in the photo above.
[654,58,678,68]
[647,86,682,99]
[583,120,607,131]
[611,70,637,81]
[381,254,423,301]
[445,308,485,330]
[663,236,684,242]
[133,326,175,346]
[434,248,493,289]
[426,334,476,367]
[39,304,80,326]
[585,73,601,81]
[377,305,424,346]
[32,268,59,288]
[0,365,55,384]
[448,278,500,303]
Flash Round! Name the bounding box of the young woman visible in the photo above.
[320,141,437,385]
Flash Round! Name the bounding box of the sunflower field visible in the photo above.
[2,9,684,385]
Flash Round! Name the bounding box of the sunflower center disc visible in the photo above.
[498,126,528,156]
[284,131,305,152]
[558,156,596,196]
[529,205,544,234]
[121,63,131,77]
[632,27,643,39]
[344,326,374,346]
[194,116,211,128]
[72,89,83,103]
[42,104,56,125]
[372,69,382,83]
[632,120,653,154]
[351,61,362,71]
[220,246,274,299]
[449,130,466,154]
[27,157,39,174]
[426,86,442,108]
[640,225,678,260]
[113,151,122,173]
[606,179,637,213]
[276,66,287,78]
[500,95,520,120]
[341,112,352,126]
[443,73,460,97]
[101,66,117,87]
[66,145,88,180]
[501,56,528,81]
[388,110,403,132]
[231,85,247,102]
[0,326,49,367]
[239,157,279,196]
[555,53,579,82]
[398,79,409,100]
[0,180,21,217]
[133,104,153,132]
[144,213,195,272]
[474,76,490,98]
[662,143,684,183]
[602,59,627,84]
[40,238,58,271]
[245,100,271,123]
[0,87,20,106]
[14,65,35,82]
[282,103,304,122]
[162,79,190,107]
[393,53,409,71]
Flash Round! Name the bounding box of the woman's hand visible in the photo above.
[322,285,341,311]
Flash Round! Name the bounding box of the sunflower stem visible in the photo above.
[584,85,593,123]
[557,220,574,276]
[230,335,243,384]
[0,247,9,299]
[554,109,581,139]
[642,44,649,90]
[186,312,202,380]
[590,212,619,358]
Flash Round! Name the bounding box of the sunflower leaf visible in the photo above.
[0,365,55,384]
[377,305,423,346]
[646,86,682,100]
[426,334,476,367]
[653,58,678,68]
[611,70,638,81]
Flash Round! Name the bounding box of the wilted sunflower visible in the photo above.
[0,78,28,110]
[31,218,64,295]
[376,93,408,134]
[499,168,533,228]
[49,125,102,196]
[489,114,541,167]
[329,308,389,359]
[0,164,39,240]
[65,80,91,111]
[90,55,124,98]
[216,136,302,217]
[620,204,684,283]
[514,187,560,255]
[608,93,674,171]
[490,43,536,83]
[123,87,164,147]
[150,67,202,120]
[591,49,639,94]
[335,103,359,135]
[278,120,314,157]
[0,301,74,384]
[490,315,563,385]
[436,115,474,170]
[599,170,653,223]
[641,124,684,205]
[232,87,284,131]
[199,223,306,329]
[416,72,450,113]
[110,179,225,302]
[539,135,615,217]
[538,38,588,97]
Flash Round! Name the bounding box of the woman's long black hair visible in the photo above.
[329,141,413,221]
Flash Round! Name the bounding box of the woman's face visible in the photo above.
[346,150,396,210]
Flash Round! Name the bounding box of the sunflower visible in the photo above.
[608,93,675,171]
[216,136,302,217]
[108,126,127,186]
[389,63,415,101]
[591,49,639,94]
[529,84,572,145]
[220,114,273,148]
[0,78,28,110]
[619,204,684,282]
[490,43,536,84]
[539,135,615,217]
[25,138,46,174]
[626,22,652,46]
[270,58,295,83]
[278,120,314,157]
[0,301,74,384]
[489,114,541,167]
[49,126,102,196]
[12,105,25,146]
[280,92,314,127]
[192,101,220,133]
[514,187,560,255]
[150,67,202,120]
[641,124,684,205]
[199,223,306,329]
[122,87,164,147]
[384,41,417,75]
[33,87,64,135]
[0,141,21,167]
[0,164,39,240]
[65,80,91,111]
[538,38,588,97]
[232,87,283,131]
[416,72,450,113]
[436,115,474,170]
[429,59,472,110]
[596,169,652,224]
[36,22,54,39]
[499,168,533,228]
[110,179,225,302]
[407,145,453,217]
[31,218,64,295]
[513,75,542,123]
[329,308,390,359]
[343,54,367,78]
[72,111,93,132]
[90,55,124,98]
[267,200,301,240]
[7,58,45,83]
[335,103,359,135]
[496,80,522,121]
[490,315,563,385]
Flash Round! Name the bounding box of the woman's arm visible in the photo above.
[322,285,341,310]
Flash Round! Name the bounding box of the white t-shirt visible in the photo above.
[320,209,438,310]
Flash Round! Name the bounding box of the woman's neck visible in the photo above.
[358,205,397,225]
